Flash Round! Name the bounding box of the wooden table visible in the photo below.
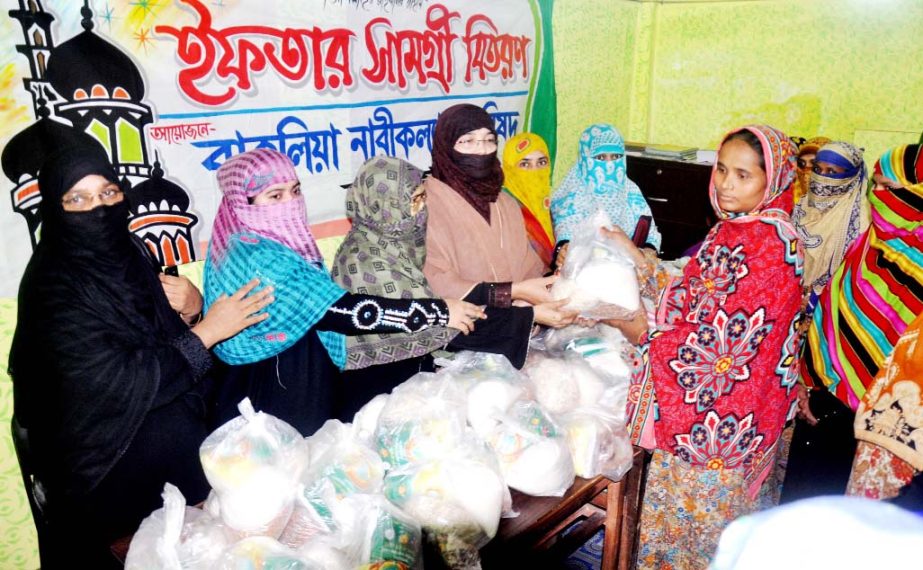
[480,447,646,569]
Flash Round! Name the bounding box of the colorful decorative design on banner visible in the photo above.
[0,0,557,297]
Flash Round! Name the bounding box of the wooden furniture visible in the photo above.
[626,154,715,260]
[480,447,646,569]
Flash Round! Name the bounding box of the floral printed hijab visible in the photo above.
[629,125,804,498]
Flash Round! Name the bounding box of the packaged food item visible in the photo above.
[551,211,641,319]
[199,399,308,538]
[486,401,575,496]
[562,409,634,480]
[281,420,386,549]
[374,373,467,469]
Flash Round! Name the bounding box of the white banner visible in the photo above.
[0,0,548,296]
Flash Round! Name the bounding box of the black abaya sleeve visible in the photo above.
[447,305,534,368]
[316,293,450,334]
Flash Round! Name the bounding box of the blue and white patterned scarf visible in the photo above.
[551,123,661,249]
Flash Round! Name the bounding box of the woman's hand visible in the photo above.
[192,278,274,349]
[160,273,203,323]
[600,308,648,345]
[512,275,557,305]
[599,226,647,266]
[445,299,487,335]
[554,243,570,275]
[795,384,818,426]
[533,299,579,329]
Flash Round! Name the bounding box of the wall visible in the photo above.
[552,0,643,183]
[554,0,923,179]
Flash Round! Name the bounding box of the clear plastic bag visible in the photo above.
[199,398,308,538]
[551,211,641,320]
[333,494,423,569]
[126,484,232,570]
[525,348,631,417]
[438,352,531,439]
[351,394,389,448]
[486,400,575,497]
[561,408,634,481]
[382,435,508,569]
[213,536,321,570]
[374,372,468,469]
[545,325,633,383]
[437,351,523,387]
[280,420,386,549]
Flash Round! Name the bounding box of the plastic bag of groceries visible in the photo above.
[561,407,634,481]
[543,324,633,380]
[382,437,509,569]
[352,393,389,448]
[485,399,575,496]
[279,420,385,549]
[332,494,423,570]
[213,536,320,570]
[126,484,231,570]
[551,211,641,320]
[524,349,625,416]
[374,372,468,469]
[541,325,638,423]
[199,398,309,538]
[437,351,531,439]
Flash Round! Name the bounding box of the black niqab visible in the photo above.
[9,145,191,498]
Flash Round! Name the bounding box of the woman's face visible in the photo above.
[61,174,124,212]
[593,152,623,162]
[873,172,903,191]
[410,184,426,216]
[517,150,550,170]
[813,161,846,176]
[713,138,768,213]
[251,180,301,205]
[454,127,497,156]
[797,153,817,172]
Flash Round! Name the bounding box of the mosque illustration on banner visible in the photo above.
[2,0,198,266]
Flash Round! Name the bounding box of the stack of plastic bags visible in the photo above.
[128,400,424,570]
[371,372,509,569]
[525,328,636,482]
[127,342,638,569]
[442,352,575,498]
[550,211,641,321]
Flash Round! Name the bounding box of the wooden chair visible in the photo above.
[481,447,647,569]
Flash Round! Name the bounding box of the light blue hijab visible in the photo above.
[550,124,661,249]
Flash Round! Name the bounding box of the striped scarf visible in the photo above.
[802,144,923,410]
[205,232,346,366]
[205,149,345,366]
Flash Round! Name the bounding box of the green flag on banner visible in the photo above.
[524,0,557,172]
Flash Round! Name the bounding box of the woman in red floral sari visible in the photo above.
[617,125,804,569]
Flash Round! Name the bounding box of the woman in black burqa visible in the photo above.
[8,145,270,567]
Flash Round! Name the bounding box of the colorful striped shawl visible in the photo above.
[802,145,923,410]
[204,232,346,367]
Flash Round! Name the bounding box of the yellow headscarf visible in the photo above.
[502,132,554,246]
[794,136,831,203]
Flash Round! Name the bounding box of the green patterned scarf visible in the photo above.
[331,157,457,369]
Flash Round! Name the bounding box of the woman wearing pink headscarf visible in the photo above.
[204,148,482,435]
